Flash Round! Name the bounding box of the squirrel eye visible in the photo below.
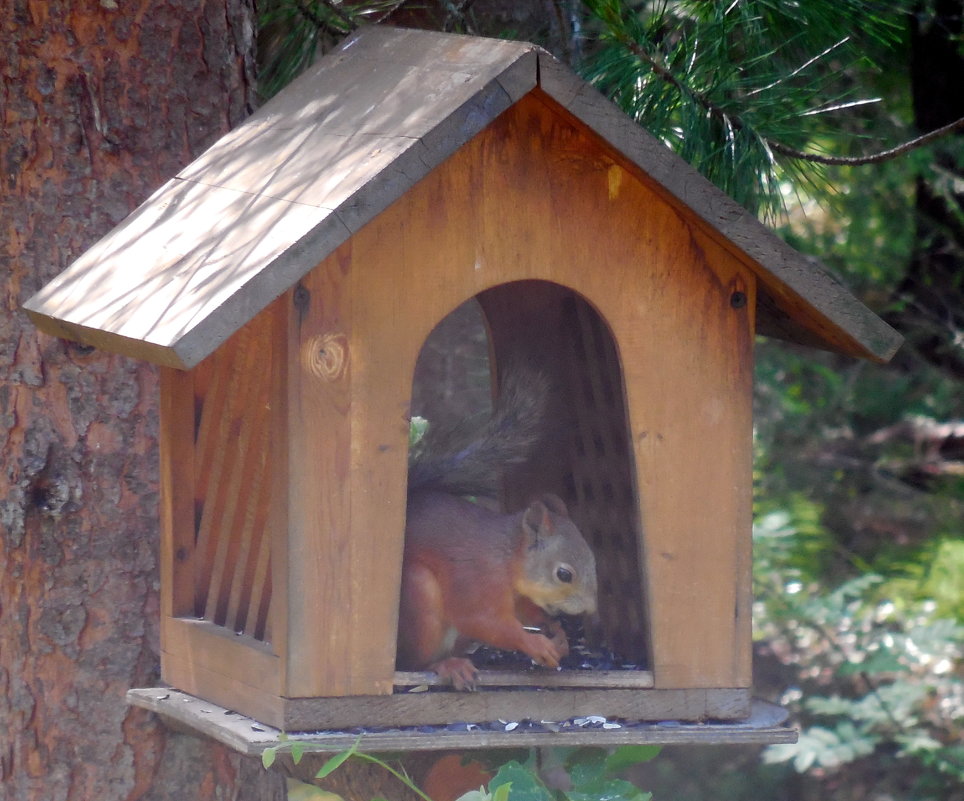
[556,566,573,583]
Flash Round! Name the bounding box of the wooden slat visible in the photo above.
[192,314,277,634]
[160,618,282,726]
[222,394,270,632]
[394,670,654,689]
[127,688,797,754]
[264,295,289,648]
[219,306,279,634]
[159,367,197,619]
[279,688,751,731]
[284,247,379,696]
[193,341,240,617]
[240,440,275,639]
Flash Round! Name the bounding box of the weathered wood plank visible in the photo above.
[394,670,655,689]
[160,619,282,726]
[128,688,796,753]
[159,367,197,619]
[24,176,350,368]
[278,688,750,731]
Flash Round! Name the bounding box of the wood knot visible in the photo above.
[302,333,348,381]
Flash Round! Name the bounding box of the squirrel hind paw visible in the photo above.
[432,656,479,691]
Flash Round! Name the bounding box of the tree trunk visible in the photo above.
[0,3,281,799]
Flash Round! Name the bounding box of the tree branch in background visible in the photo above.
[610,27,964,168]
[766,116,964,167]
[297,1,354,34]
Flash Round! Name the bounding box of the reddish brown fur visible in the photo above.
[397,490,596,689]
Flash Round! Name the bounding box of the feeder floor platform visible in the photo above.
[127,687,797,754]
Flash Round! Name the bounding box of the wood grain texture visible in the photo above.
[282,243,402,697]
[189,305,279,640]
[128,689,797,753]
[342,92,753,690]
[160,367,198,620]
[161,618,282,725]
[280,687,751,730]
[394,669,655,688]
[535,54,902,362]
[23,27,898,369]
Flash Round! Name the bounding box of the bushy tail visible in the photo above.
[408,369,549,498]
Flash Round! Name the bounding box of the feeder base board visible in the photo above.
[127,687,797,753]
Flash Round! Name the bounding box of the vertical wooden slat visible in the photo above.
[201,322,273,625]
[234,297,285,639]
[222,416,269,630]
[159,366,197,621]
[189,309,279,637]
[561,295,647,664]
[265,296,288,648]
[283,246,362,697]
[193,348,240,617]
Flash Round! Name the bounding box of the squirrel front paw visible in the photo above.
[432,656,479,691]
[522,632,562,669]
[544,620,570,659]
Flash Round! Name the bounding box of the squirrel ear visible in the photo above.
[540,493,569,517]
[522,499,554,546]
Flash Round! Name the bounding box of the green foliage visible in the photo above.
[753,505,964,796]
[258,1,412,98]
[478,748,658,801]
[580,0,910,218]
[262,742,660,801]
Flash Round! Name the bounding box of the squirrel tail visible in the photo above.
[408,368,549,498]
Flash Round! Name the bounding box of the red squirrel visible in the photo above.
[397,373,598,690]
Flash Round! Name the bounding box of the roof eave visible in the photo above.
[535,52,903,363]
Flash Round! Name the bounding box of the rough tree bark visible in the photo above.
[0,3,283,799]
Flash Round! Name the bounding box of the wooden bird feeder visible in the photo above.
[25,27,900,746]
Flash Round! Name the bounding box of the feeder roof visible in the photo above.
[24,26,901,369]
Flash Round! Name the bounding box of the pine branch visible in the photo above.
[767,116,964,166]
[611,27,964,169]
[371,0,414,26]
[297,1,355,33]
